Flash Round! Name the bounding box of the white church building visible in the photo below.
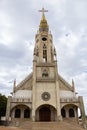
[6,8,86,124]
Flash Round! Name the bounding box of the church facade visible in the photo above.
[6,9,86,124]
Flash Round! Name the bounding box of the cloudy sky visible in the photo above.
[0,0,87,113]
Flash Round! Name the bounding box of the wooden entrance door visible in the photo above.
[39,107,51,121]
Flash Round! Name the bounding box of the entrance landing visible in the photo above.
[19,121,84,130]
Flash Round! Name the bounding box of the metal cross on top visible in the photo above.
[39,8,48,15]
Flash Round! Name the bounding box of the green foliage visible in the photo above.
[0,93,7,119]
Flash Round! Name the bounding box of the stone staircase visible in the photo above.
[19,121,85,130]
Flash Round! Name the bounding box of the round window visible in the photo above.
[41,92,50,101]
[42,37,47,41]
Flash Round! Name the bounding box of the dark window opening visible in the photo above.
[61,108,66,118]
[69,108,75,117]
[43,44,47,62]
[43,50,47,62]
[15,109,21,118]
[42,37,47,41]
[24,108,30,118]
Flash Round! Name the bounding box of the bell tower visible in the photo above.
[33,8,57,63]
[32,8,61,121]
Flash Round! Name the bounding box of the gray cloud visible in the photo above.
[0,0,87,113]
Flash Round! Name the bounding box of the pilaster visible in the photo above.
[79,96,86,129]
[32,60,37,121]
[6,96,12,121]
[55,61,62,121]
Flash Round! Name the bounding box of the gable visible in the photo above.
[14,72,33,92]
[58,74,73,91]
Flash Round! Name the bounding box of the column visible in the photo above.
[51,107,55,121]
[79,96,86,129]
[66,108,69,118]
[32,61,36,121]
[6,96,12,122]
[12,109,15,119]
[21,108,24,119]
[74,107,77,118]
[55,61,62,121]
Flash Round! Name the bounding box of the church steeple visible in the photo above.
[33,8,57,63]
[39,8,49,32]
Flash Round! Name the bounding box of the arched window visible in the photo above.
[61,108,66,118]
[43,44,47,62]
[24,108,30,118]
[69,108,75,117]
[42,69,48,77]
[15,109,21,118]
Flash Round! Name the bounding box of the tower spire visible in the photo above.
[38,8,49,31]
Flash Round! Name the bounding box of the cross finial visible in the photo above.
[39,8,48,15]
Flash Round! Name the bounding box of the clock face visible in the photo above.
[41,92,50,101]
[42,37,47,41]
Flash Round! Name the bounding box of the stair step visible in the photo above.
[10,120,85,130]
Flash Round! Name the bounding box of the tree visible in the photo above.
[0,93,7,120]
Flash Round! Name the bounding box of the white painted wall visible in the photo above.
[13,90,32,98]
[60,90,75,98]
[36,82,56,108]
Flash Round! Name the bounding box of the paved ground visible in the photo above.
[0,126,22,130]
[0,121,86,130]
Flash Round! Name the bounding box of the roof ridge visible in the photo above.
[16,72,33,88]
[58,74,73,91]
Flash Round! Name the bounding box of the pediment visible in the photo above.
[58,74,73,91]
[14,72,33,92]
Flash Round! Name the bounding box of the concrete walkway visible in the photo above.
[0,126,22,130]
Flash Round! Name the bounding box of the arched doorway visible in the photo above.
[24,108,30,118]
[36,105,57,121]
[69,108,75,117]
[15,109,21,118]
[61,108,66,118]
[39,107,51,121]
